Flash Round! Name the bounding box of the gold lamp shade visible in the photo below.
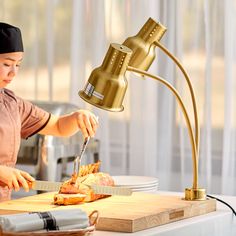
[123,17,167,71]
[79,43,133,112]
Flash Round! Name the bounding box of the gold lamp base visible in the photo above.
[185,188,206,200]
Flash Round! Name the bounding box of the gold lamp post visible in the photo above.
[122,17,202,200]
[79,19,206,201]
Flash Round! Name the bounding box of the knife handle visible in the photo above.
[0,181,7,188]
[0,180,33,188]
[18,180,34,189]
[26,181,33,189]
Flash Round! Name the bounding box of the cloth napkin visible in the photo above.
[0,208,89,232]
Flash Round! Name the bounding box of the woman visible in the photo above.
[0,22,98,201]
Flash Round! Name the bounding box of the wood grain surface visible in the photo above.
[0,192,216,233]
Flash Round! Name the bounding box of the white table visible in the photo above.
[94,191,236,236]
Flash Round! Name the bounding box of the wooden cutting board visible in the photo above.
[0,192,216,233]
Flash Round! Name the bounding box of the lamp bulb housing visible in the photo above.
[123,17,167,71]
[79,43,133,112]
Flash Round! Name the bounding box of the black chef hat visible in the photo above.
[0,22,24,54]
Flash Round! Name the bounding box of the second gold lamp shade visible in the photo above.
[79,18,205,201]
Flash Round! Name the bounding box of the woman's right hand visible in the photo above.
[0,165,35,192]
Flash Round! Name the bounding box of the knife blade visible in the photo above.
[28,180,62,192]
[91,185,132,196]
[28,180,132,196]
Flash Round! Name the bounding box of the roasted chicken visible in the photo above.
[54,161,114,205]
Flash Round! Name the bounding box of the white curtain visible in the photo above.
[1,0,236,195]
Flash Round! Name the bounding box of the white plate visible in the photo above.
[139,189,158,193]
[120,183,159,190]
[124,183,159,189]
[131,186,158,192]
[113,175,158,188]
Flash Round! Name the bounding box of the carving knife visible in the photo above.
[28,180,132,196]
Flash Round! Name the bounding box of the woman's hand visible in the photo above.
[39,109,99,138]
[75,110,99,138]
[0,165,35,192]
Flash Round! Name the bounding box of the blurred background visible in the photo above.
[0,0,236,195]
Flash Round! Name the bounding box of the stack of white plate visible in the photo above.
[112,175,159,193]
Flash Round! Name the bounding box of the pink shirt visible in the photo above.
[0,88,50,201]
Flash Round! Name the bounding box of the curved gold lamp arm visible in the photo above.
[154,41,199,155]
[127,66,205,200]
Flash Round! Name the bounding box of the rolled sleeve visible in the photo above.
[17,98,51,139]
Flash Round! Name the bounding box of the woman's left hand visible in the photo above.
[75,110,99,138]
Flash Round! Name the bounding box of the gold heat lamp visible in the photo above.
[79,19,206,201]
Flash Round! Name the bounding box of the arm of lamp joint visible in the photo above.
[154,41,199,155]
[127,65,198,190]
